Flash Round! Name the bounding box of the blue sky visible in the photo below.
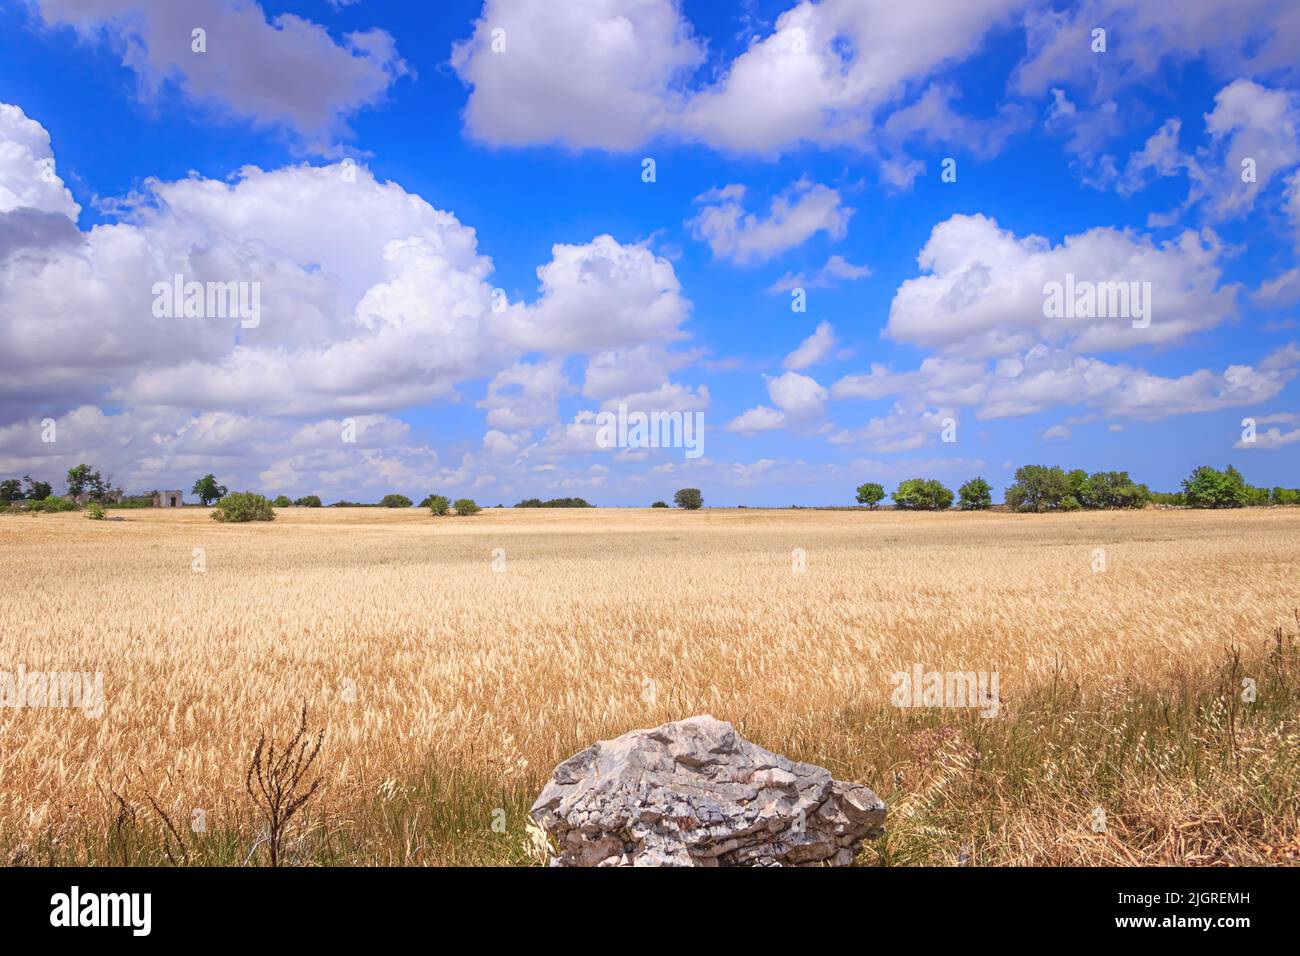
[0,0,1297,505]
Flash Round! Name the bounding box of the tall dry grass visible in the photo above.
[0,506,1296,865]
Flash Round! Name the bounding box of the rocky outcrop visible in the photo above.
[530,715,885,866]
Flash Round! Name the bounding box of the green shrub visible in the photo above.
[32,495,76,513]
[211,492,276,523]
[453,498,481,516]
[1245,485,1270,507]
[673,488,703,510]
[86,502,105,520]
[293,495,322,508]
[381,494,413,508]
[1270,487,1300,505]
[892,478,954,511]
[272,495,293,508]
[650,500,668,508]
[426,495,450,516]
[957,477,992,510]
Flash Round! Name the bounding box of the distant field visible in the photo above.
[1,507,1297,866]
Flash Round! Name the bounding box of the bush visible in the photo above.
[1181,465,1248,508]
[855,482,885,509]
[211,492,276,523]
[1270,487,1300,505]
[31,495,76,513]
[673,488,703,510]
[426,495,450,516]
[293,495,322,508]
[381,494,413,508]
[957,477,993,510]
[453,498,481,516]
[1244,485,1270,507]
[86,502,105,520]
[892,478,954,511]
[272,495,293,508]
[651,500,669,508]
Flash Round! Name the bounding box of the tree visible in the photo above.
[272,495,293,508]
[381,494,413,508]
[453,498,481,516]
[957,477,993,510]
[211,492,275,522]
[23,476,52,500]
[1004,465,1072,512]
[893,478,954,511]
[674,488,703,510]
[1066,469,1092,507]
[192,474,228,506]
[513,497,593,508]
[651,500,669,508]
[0,479,21,501]
[293,495,322,508]
[1181,465,1248,508]
[1086,471,1149,509]
[1271,487,1299,505]
[855,482,885,509]
[66,463,103,498]
[425,495,450,516]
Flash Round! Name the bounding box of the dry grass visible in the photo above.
[1,506,1297,866]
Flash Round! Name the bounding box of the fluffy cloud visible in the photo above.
[881,83,1030,159]
[1236,413,1300,449]
[725,405,785,435]
[0,104,79,218]
[1254,267,1300,307]
[728,370,827,434]
[581,344,697,401]
[507,235,690,352]
[783,321,837,370]
[30,0,408,145]
[452,0,1028,156]
[477,359,573,429]
[1188,80,1300,220]
[831,343,1298,425]
[688,180,852,265]
[767,254,870,292]
[1014,0,1300,100]
[0,103,705,495]
[450,0,704,149]
[0,404,460,500]
[679,0,1028,154]
[885,213,1238,358]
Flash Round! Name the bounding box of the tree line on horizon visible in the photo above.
[5,463,1294,516]
[856,464,1299,511]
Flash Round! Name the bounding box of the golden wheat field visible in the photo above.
[1,505,1297,866]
